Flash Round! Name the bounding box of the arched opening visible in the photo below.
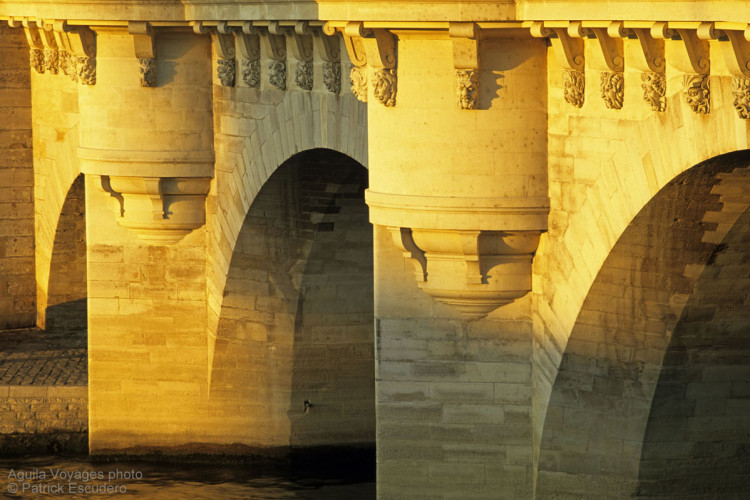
[210,148,374,456]
[536,151,750,497]
[636,192,750,497]
[43,174,87,333]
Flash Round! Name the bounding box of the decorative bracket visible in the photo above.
[192,21,236,87]
[449,22,480,110]
[128,21,157,87]
[11,19,44,74]
[632,26,667,72]
[590,24,624,72]
[531,21,586,108]
[237,22,261,88]
[314,26,341,94]
[289,22,314,90]
[388,227,427,283]
[80,148,214,245]
[674,27,710,74]
[387,228,542,320]
[49,20,96,85]
[530,21,585,72]
[39,23,59,74]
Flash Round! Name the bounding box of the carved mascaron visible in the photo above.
[139,58,156,87]
[641,72,667,112]
[600,72,624,110]
[731,76,750,120]
[350,66,367,102]
[563,69,585,108]
[295,61,313,90]
[456,69,479,110]
[323,62,341,94]
[684,74,710,114]
[372,68,397,107]
[217,58,235,87]
[269,60,286,90]
[241,59,260,88]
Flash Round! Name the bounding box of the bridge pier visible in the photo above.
[360,32,549,498]
[78,30,215,452]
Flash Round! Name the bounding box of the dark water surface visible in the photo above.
[0,456,375,499]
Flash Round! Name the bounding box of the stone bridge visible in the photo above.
[1,0,750,498]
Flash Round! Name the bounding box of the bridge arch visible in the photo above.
[207,147,374,451]
[536,150,750,497]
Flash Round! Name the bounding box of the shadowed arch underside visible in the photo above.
[537,151,750,498]
[209,149,374,454]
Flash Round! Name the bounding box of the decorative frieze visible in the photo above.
[269,60,287,90]
[600,71,624,109]
[295,61,313,90]
[323,62,341,94]
[731,76,750,120]
[641,72,667,112]
[372,68,396,107]
[241,59,261,88]
[563,69,585,108]
[350,65,367,102]
[456,69,479,110]
[684,73,710,114]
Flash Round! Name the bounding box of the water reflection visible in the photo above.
[0,456,375,499]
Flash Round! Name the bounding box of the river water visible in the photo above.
[0,456,375,499]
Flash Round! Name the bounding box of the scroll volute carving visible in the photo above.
[389,228,542,320]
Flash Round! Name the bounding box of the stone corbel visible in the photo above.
[265,22,288,90]
[703,24,750,119]
[38,23,60,74]
[338,22,369,102]
[11,19,45,74]
[80,148,214,245]
[49,21,76,79]
[192,21,236,87]
[128,21,157,87]
[237,23,261,88]
[52,21,96,85]
[388,227,428,283]
[675,27,710,114]
[590,23,625,109]
[531,21,586,108]
[288,21,314,91]
[449,22,480,110]
[362,28,397,107]
[631,25,667,111]
[387,228,542,319]
[313,27,341,94]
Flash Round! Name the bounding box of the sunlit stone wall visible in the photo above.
[0,24,34,329]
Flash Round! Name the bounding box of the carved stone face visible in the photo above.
[684,74,710,114]
[641,72,666,112]
[372,69,396,107]
[350,66,368,102]
[600,72,624,110]
[456,70,479,110]
[731,76,750,119]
